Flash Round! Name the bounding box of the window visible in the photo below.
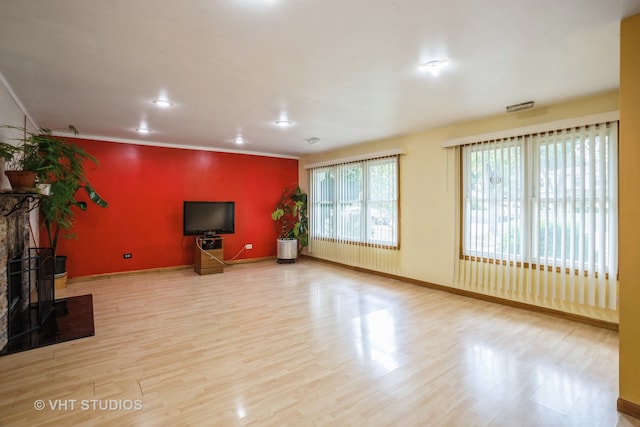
[309,156,398,247]
[462,121,618,276]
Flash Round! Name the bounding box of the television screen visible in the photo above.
[183,201,235,236]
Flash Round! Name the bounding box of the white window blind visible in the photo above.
[309,155,398,248]
[459,121,618,309]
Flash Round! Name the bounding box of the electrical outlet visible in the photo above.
[245,244,253,250]
[123,253,132,259]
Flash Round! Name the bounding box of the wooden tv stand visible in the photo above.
[194,236,224,275]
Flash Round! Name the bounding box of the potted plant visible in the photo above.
[0,125,42,189]
[34,126,108,278]
[271,185,308,263]
[3,125,108,276]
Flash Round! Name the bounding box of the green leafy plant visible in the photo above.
[0,124,47,172]
[36,126,108,254]
[0,142,16,163]
[271,185,308,252]
[1,124,108,255]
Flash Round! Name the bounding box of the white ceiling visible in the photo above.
[1,0,639,158]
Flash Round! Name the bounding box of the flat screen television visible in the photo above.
[183,201,235,236]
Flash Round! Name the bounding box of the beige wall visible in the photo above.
[619,12,640,409]
[299,90,619,289]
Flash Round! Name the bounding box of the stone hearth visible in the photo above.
[0,193,36,351]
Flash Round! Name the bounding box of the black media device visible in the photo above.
[183,201,235,236]
[201,239,220,250]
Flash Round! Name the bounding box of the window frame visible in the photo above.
[459,122,617,277]
[309,156,399,249]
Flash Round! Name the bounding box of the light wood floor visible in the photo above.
[1,259,638,426]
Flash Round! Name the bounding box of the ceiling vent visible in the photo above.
[506,101,534,113]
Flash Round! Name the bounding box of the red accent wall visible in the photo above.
[52,138,298,278]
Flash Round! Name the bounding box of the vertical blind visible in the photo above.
[307,155,399,271]
[458,121,618,310]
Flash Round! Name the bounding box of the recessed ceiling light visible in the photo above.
[136,127,151,134]
[235,136,245,144]
[153,99,173,108]
[275,120,292,127]
[418,59,449,76]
